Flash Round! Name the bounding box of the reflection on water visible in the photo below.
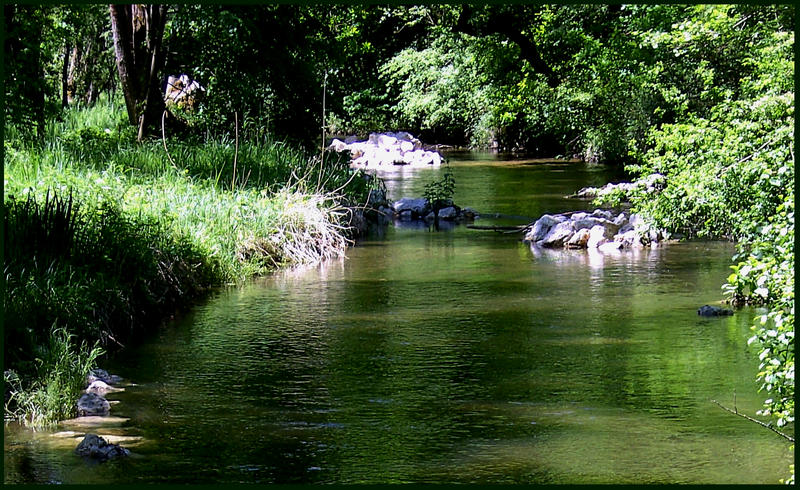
[4,157,792,484]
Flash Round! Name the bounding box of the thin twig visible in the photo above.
[711,399,794,443]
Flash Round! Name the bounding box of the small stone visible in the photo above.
[591,209,613,220]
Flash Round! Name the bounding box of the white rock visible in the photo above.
[541,220,575,248]
[587,225,609,248]
[525,214,567,243]
[598,241,623,253]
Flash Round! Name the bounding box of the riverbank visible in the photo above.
[3,103,376,426]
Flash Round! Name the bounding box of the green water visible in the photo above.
[4,155,792,483]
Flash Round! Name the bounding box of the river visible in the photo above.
[4,153,792,483]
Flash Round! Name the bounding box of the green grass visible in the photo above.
[3,102,375,426]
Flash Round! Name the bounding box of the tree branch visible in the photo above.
[711,399,794,443]
[454,5,558,88]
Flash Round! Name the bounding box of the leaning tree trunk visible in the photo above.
[109,4,168,141]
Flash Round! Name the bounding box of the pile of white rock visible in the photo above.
[523,208,671,252]
[328,132,443,168]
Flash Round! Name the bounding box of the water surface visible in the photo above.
[4,156,791,484]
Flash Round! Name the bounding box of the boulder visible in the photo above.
[77,393,110,417]
[598,240,624,253]
[75,434,130,462]
[526,208,669,252]
[86,369,122,386]
[525,214,567,243]
[698,305,734,317]
[540,220,576,248]
[393,197,429,217]
[586,225,610,248]
[461,207,478,220]
[85,380,121,396]
[438,206,459,220]
[566,228,591,248]
[573,216,618,233]
[591,209,614,220]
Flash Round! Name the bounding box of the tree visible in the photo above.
[4,4,49,140]
[108,4,168,141]
[61,5,115,107]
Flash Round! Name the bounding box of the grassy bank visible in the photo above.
[3,102,374,426]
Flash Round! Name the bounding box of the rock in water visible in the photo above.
[75,434,130,462]
[697,305,734,316]
[77,393,110,417]
[86,368,123,386]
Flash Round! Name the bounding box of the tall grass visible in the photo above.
[3,102,375,426]
[4,327,104,427]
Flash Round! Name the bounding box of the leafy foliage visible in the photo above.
[619,11,794,481]
[423,165,456,210]
[380,33,491,145]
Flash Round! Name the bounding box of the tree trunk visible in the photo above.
[137,4,168,141]
[61,41,71,108]
[109,4,169,140]
[109,4,140,126]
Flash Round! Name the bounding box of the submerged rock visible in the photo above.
[75,433,130,462]
[698,305,734,317]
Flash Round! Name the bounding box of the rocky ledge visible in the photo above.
[329,132,444,168]
[523,208,672,251]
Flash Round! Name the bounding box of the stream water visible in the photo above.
[4,153,792,483]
